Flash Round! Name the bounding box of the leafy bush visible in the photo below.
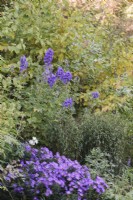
[85,148,133,200]
[103,168,133,200]
[0,145,108,200]
[118,97,133,162]
[79,112,127,169]
[0,133,23,165]
[42,111,128,167]
[85,148,115,180]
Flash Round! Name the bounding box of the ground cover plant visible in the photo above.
[0,145,108,200]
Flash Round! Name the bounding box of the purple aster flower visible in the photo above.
[62,98,73,108]
[47,74,56,88]
[33,197,39,200]
[44,48,54,66]
[14,186,24,193]
[20,55,28,72]
[56,67,64,78]
[25,144,31,152]
[61,71,72,84]
[91,91,99,99]
[45,188,53,196]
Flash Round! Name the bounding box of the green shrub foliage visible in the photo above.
[80,113,127,168]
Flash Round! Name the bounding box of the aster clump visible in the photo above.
[20,55,28,72]
[2,145,108,200]
[91,91,99,99]
[44,48,54,67]
[62,98,73,108]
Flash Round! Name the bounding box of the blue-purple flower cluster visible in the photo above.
[43,49,72,88]
[91,91,99,99]
[62,98,73,108]
[56,67,72,85]
[2,145,108,200]
[20,55,28,72]
[19,50,100,110]
[44,48,54,67]
[42,49,73,107]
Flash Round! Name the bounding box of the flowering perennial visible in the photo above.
[47,73,57,88]
[42,50,73,108]
[29,137,38,146]
[62,98,73,108]
[20,55,28,72]
[91,91,99,99]
[43,49,72,88]
[2,145,108,200]
[60,71,72,84]
[56,66,64,78]
[44,48,54,67]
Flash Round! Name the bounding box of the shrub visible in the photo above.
[1,145,108,200]
[103,167,133,200]
[0,133,23,165]
[85,148,115,180]
[79,112,127,169]
[85,148,133,200]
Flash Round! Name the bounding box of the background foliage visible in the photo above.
[0,0,132,111]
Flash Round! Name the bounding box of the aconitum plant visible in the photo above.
[20,55,28,72]
[60,71,72,84]
[56,66,64,78]
[47,73,57,88]
[62,98,73,108]
[42,49,73,109]
[91,91,99,99]
[2,145,108,200]
[42,50,72,89]
[44,48,54,67]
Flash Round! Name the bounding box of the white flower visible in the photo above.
[29,137,38,145]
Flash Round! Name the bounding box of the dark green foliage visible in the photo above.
[39,112,128,168]
[79,113,127,168]
[41,115,83,160]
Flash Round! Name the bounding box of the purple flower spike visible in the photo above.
[56,67,64,78]
[61,71,72,84]
[20,55,28,72]
[91,91,99,99]
[44,48,54,66]
[127,158,131,167]
[47,74,56,88]
[62,98,73,108]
